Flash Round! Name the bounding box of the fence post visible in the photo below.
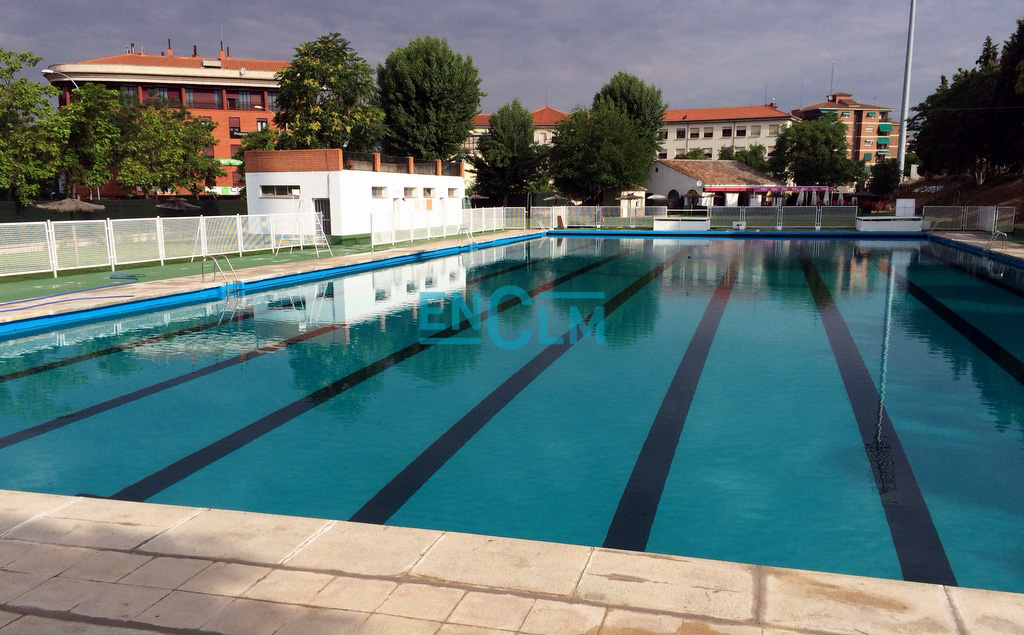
[199,215,208,257]
[46,219,58,277]
[816,206,822,231]
[235,214,244,257]
[268,214,277,254]
[961,206,968,231]
[156,217,166,265]
[106,218,117,271]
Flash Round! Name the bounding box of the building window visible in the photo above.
[864,140,873,146]
[232,170,243,187]
[867,112,876,118]
[689,128,700,139]
[735,126,746,137]
[260,185,300,197]
[658,151,668,159]
[750,125,761,137]
[404,187,417,198]
[266,91,278,111]
[119,85,138,99]
[230,144,241,159]
[538,132,547,143]
[768,124,780,136]
[372,186,387,198]
[703,149,712,159]
[203,145,215,158]
[866,125,874,132]
[229,117,242,138]
[659,129,668,140]
[448,188,458,197]
[703,127,714,138]
[148,87,168,102]
[721,127,732,138]
[841,111,850,118]
[675,128,685,139]
[256,119,268,131]
[185,88,194,107]
[423,187,435,197]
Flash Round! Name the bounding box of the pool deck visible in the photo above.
[2,230,1024,633]
[2,490,1022,635]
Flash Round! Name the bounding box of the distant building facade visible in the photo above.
[658,105,798,160]
[791,92,900,170]
[464,106,569,155]
[647,159,783,207]
[44,43,289,197]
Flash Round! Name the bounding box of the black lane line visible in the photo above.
[602,260,739,552]
[0,249,568,386]
[0,245,581,448]
[920,246,1024,301]
[800,249,957,586]
[111,249,630,502]
[879,260,1024,388]
[350,248,692,525]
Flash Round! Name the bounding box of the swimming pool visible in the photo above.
[0,236,1022,594]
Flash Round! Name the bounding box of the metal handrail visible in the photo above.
[984,231,1008,256]
[201,254,240,286]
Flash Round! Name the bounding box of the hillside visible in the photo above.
[894,174,1024,211]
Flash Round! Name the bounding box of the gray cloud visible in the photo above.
[8,0,1022,119]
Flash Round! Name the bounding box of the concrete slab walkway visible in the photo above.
[2,490,1022,634]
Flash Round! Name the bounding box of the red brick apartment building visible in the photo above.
[44,43,289,197]
[791,92,900,170]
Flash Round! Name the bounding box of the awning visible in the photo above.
[876,136,890,145]
[878,123,892,132]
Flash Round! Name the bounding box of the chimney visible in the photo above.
[167,39,173,56]
[219,41,225,62]
[770,98,776,108]
[226,46,230,58]
[193,45,198,58]
[130,42,135,54]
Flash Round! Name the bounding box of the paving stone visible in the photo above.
[60,550,151,582]
[0,570,48,604]
[178,561,271,596]
[70,582,169,620]
[135,590,232,629]
[447,591,534,631]
[286,521,442,576]
[761,567,959,634]
[275,607,370,635]
[117,556,211,589]
[309,576,397,613]
[2,542,95,577]
[376,583,464,622]
[520,599,606,635]
[436,624,515,635]
[599,609,762,634]
[52,498,198,528]
[948,585,1024,635]
[7,576,105,611]
[201,597,305,635]
[412,532,591,596]
[242,568,334,604]
[354,613,442,635]
[0,491,68,535]
[0,614,163,634]
[0,541,30,568]
[0,612,18,629]
[576,549,755,623]
[138,508,326,563]
[6,516,162,550]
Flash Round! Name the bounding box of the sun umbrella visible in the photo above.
[155,197,202,211]
[34,198,105,213]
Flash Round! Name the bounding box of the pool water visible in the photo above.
[1,236,1022,593]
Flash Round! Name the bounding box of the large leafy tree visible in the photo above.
[868,158,902,198]
[548,103,653,202]
[734,143,770,174]
[61,83,122,198]
[377,37,483,159]
[768,112,860,185]
[469,99,546,204]
[0,49,69,205]
[233,127,281,186]
[592,71,667,150]
[274,33,384,152]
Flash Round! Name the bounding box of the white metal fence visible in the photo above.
[708,206,859,230]
[370,207,511,247]
[922,205,1016,233]
[527,206,669,230]
[0,212,321,278]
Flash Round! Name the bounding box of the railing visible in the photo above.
[413,159,437,175]
[370,206,506,248]
[379,154,408,173]
[708,206,858,230]
[343,151,375,171]
[528,206,668,230]
[0,212,320,279]
[922,205,1017,232]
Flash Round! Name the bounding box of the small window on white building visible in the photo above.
[372,186,387,198]
[658,151,668,159]
[703,127,714,138]
[423,187,435,197]
[260,185,300,197]
[675,128,685,139]
[768,124,780,136]
[689,128,700,139]
[703,149,713,159]
[404,187,417,198]
[750,125,761,137]
[735,126,746,137]
[721,127,732,138]
[659,129,668,140]
[865,125,874,132]
[448,188,458,197]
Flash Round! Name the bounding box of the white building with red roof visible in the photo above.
[659,104,797,160]
[464,106,569,155]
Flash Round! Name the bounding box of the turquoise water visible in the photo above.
[0,236,1022,593]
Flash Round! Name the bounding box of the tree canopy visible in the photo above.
[61,83,122,197]
[468,99,547,204]
[0,49,68,205]
[274,33,384,152]
[592,71,667,150]
[377,37,483,160]
[868,158,902,198]
[734,143,770,174]
[910,20,1024,184]
[768,113,861,185]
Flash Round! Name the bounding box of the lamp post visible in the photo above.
[41,68,79,90]
[897,0,917,180]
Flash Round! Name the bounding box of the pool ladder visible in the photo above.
[458,227,477,250]
[984,231,1008,257]
[201,254,242,294]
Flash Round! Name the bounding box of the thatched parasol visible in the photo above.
[34,198,105,213]
[155,197,202,211]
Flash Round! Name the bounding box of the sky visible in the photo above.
[3,0,1021,119]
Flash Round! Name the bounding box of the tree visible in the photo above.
[768,112,860,185]
[468,99,546,204]
[548,103,653,202]
[61,83,122,198]
[717,146,735,160]
[274,33,383,152]
[377,37,483,159]
[868,159,902,198]
[233,127,281,186]
[676,148,708,159]
[734,143,770,174]
[0,49,68,205]
[592,71,667,149]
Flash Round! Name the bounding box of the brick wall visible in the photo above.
[245,149,345,173]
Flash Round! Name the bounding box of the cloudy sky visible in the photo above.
[4,0,1021,118]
